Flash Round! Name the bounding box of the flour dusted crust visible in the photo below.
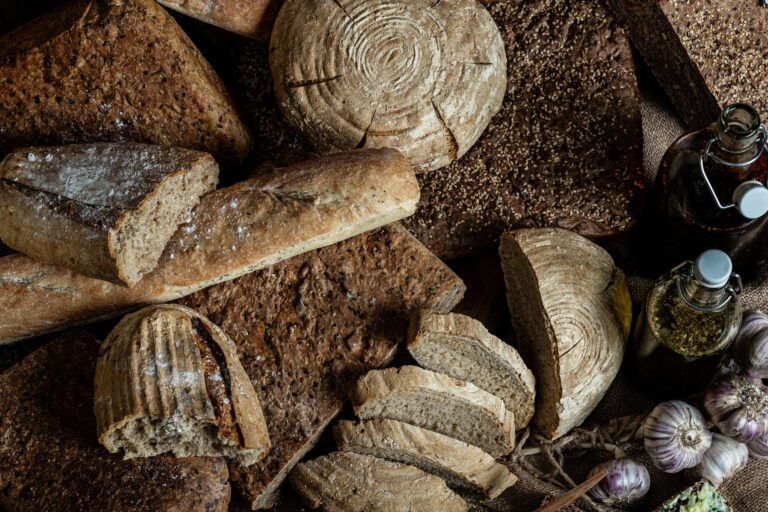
[0,148,419,344]
[270,0,506,173]
[158,0,282,40]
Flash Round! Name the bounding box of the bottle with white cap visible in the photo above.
[653,103,768,283]
[631,250,743,399]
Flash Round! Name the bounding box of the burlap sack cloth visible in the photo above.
[488,76,768,512]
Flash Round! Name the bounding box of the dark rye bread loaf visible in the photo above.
[0,330,231,512]
[611,0,768,129]
[176,224,465,509]
[227,0,643,258]
[0,0,252,166]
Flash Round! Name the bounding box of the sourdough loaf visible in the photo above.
[289,451,467,512]
[176,224,465,509]
[0,149,419,344]
[0,0,251,166]
[270,0,506,173]
[349,365,515,458]
[407,310,536,430]
[95,305,270,466]
[611,0,768,129]
[158,0,282,40]
[333,419,517,499]
[0,143,218,286]
[0,330,232,512]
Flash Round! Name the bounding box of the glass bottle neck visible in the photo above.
[712,104,762,164]
[679,274,728,310]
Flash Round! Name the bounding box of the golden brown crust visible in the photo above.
[158,0,282,40]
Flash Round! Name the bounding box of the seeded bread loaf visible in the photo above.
[407,310,536,430]
[0,0,252,166]
[289,451,467,512]
[0,143,219,286]
[0,149,419,344]
[0,330,232,512]
[176,224,465,509]
[333,419,517,499]
[611,0,768,129]
[158,0,282,40]
[95,305,270,466]
[349,365,515,458]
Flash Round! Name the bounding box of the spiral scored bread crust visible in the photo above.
[270,0,507,173]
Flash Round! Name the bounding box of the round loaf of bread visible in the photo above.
[269,0,507,173]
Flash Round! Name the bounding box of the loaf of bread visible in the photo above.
[611,0,768,129]
[0,143,219,286]
[408,310,536,430]
[158,0,282,40]
[0,330,232,512]
[350,366,515,458]
[177,224,465,509]
[95,305,270,466]
[289,451,468,512]
[500,229,632,439]
[270,0,506,173]
[0,148,419,344]
[333,418,517,500]
[0,0,251,166]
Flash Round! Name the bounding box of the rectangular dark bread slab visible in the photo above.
[0,330,232,512]
[0,0,251,166]
[611,0,768,129]
[0,149,419,344]
[176,224,465,509]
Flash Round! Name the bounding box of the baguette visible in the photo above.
[0,148,419,345]
[0,143,219,286]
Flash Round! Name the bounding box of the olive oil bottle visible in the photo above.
[631,250,742,399]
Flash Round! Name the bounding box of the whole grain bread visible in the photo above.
[176,224,465,509]
[95,305,270,466]
[0,330,232,512]
[407,310,536,430]
[0,149,419,344]
[289,451,467,512]
[349,365,515,458]
[333,418,517,500]
[0,143,219,286]
[0,0,252,166]
[611,0,768,129]
[158,0,282,40]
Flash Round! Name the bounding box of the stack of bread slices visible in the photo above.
[288,310,537,510]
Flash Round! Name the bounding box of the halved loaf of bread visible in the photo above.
[289,451,467,512]
[0,143,219,286]
[349,366,515,458]
[408,310,536,430]
[333,418,517,500]
[94,304,270,466]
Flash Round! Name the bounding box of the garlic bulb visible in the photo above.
[693,433,749,487]
[704,373,768,442]
[644,401,712,473]
[587,458,650,509]
[747,430,768,458]
[735,310,768,377]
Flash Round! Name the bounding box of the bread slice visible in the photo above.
[499,229,632,440]
[95,305,270,466]
[349,366,515,458]
[0,330,232,512]
[407,310,536,430]
[0,143,219,286]
[611,0,768,129]
[158,0,281,40]
[289,451,467,512]
[0,148,420,344]
[333,419,517,500]
[177,224,465,509]
[0,0,251,166]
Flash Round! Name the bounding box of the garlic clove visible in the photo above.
[588,458,650,509]
[692,433,749,487]
[643,401,712,474]
[704,373,768,443]
[747,430,768,458]
[735,310,768,378]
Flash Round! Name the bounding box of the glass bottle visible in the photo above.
[631,250,742,399]
[653,103,768,283]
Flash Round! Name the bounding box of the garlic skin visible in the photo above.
[588,458,650,509]
[693,433,749,487]
[644,401,712,473]
[747,431,768,458]
[704,373,768,442]
[735,310,768,377]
